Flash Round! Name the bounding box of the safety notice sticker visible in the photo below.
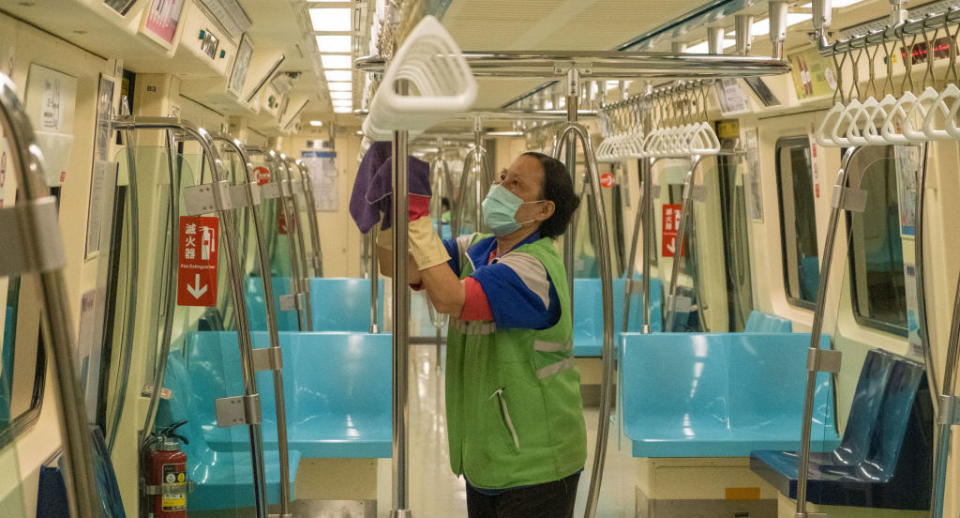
[176,215,218,306]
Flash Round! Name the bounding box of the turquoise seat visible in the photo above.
[158,350,301,511]
[744,311,793,333]
[573,277,663,357]
[184,331,393,459]
[246,277,385,331]
[620,332,840,457]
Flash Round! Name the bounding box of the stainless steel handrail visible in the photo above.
[663,156,701,333]
[931,271,960,518]
[0,72,101,518]
[112,116,270,518]
[795,146,861,516]
[280,156,314,331]
[105,122,141,454]
[390,122,412,518]
[622,171,648,333]
[356,51,791,79]
[428,152,453,361]
[369,230,380,333]
[272,153,308,331]
[214,135,293,516]
[295,160,324,277]
[553,122,615,518]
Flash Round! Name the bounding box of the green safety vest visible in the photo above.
[445,233,587,489]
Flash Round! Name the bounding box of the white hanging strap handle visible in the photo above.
[902,87,938,143]
[923,83,960,140]
[881,91,916,145]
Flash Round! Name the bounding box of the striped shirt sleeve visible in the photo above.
[469,251,560,330]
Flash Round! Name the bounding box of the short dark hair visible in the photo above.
[522,151,580,240]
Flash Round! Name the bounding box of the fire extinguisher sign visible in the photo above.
[176,216,219,306]
[661,203,686,258]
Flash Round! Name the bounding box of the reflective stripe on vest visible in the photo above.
[537,358,575,379]
[533,340,572,352]
[451,318,495,335]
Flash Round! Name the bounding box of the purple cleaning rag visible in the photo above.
[366,155,432,230]
[349,141,392,233]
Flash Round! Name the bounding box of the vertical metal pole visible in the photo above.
[298,161,324,277]
[565,68,581,312]
[215,136,293,516]
[736,15,754,56]
[283,158,313,331]
[369,231,380,333]
[277,159,308,331]
[707,27,725,55]
[931,271,960,518]
[106,124,141,453]
[796,146,859,516]
[140,129,179,447]
[664,156,700,333]
[390,81,412,518]
[642,158,655,333]
[622,176,647,333]
[0,74,102,518]
[768,1,789,59]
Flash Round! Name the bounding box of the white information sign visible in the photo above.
[716,78,749,116]
[301,150,338,212]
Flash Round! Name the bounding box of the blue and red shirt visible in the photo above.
[442,232,560,330]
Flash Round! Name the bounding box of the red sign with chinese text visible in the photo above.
[661,204,685,258]
[176,216,219,306]
[254,166,270,185]
[600,172,615,189]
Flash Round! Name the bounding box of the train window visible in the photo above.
[846,147,908,335]
[775,136,819,309]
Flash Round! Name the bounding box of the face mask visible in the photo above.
[481,184,544,236]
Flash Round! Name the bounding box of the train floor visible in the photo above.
[402,344,639,518]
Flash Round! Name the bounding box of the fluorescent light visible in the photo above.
[309,8,352,32]
[316,35,352,53]
[321,54,352,69]
[332,99,353,107]
[325,70,352,82]
[330,91,352,100]
[309,120,324,127]
[327,82,352,92]
[334,106,352,113]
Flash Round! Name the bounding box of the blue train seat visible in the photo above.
[182,331,392,459]
[246,277,385,331]
[744,311,793,333]
[750,349,932,510]
[573,277,663,357]
[620,332,841,457]
[157,351,300,511]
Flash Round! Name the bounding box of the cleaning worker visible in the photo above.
[369,151,585,518]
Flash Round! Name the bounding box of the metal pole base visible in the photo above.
[390,510,414,517]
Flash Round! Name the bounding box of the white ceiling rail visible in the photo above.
[363,15,478,140]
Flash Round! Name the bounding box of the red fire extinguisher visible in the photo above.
[144,420,189,518]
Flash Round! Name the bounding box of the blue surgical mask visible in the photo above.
[481,184,544,236]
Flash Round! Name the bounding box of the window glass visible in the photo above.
[846,146,908,335]
[775,137,819,308]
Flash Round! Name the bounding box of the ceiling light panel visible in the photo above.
[310,8,352,32]
[316,35,352,53]
[329,91,353,100]
[325,70,353,82]
[321,54,353,69]
[334,106,352,113]
[327,82,353,92]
